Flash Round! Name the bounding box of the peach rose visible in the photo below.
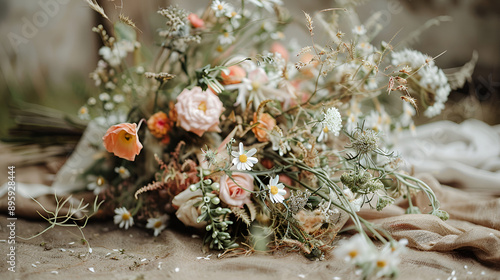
[188,13,204,29]
[221,65,246,85]
[175,87,224,137]
[219,173,254,208]
[102,122,143,161]
[251,113,276,142]
[172,188,207,229]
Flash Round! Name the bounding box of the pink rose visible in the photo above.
[102,122,143,161]
[219,173,254,207]
[172,188,207,229]
[175,87,224,137]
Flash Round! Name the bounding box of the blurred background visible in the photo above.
[0,0,499,141]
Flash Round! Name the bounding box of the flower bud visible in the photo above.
[204,179,212,185]
[211,197,220,205]
[211,182,220,191]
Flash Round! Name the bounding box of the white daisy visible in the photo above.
[114,207,134,230]
[334,234,375,263]
[114,166,131,179]
[352,25,366,36]
[322,107,342,136]
[267,175,286,203]
[87,175,107,195]
[218,30,235,45]
[373,240,407,278]
[231,142,258,170]
[211,0,232,17]
[146,215,169,237]
[78,106,90,120]
[225,10,242,28]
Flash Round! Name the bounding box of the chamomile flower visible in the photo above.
[78,106,90,120]
[322,107,342,136]
[146,215,169,237]
[373,240,407,278]
[211,0,232,17]
[352,25,366,36]
[114,166,131,179]
[226,10,242,28]
[267,175,286,203]
[317,124,330,142]
[218,30,235,45]
[334,234,375,263]
[87,175,107,195]
[114,207,134,230]
[231,142,258,170]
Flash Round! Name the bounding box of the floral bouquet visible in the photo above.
[40,0,473,278]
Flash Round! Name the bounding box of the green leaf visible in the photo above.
[114,22,136,42]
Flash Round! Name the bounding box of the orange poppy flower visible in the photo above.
[102,122,143,161]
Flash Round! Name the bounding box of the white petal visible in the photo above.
[278,189,287,196]
[239,142,244,153]
[271,176,279,185]
[232,158,239,166]
[246,148,257,157]
[247,157,258,164]
[231,151,240,157]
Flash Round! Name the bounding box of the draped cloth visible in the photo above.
[1,119,499,278]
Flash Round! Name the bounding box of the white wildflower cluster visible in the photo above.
[98,40,135,68]
[334,234,408,279]
[322,107,343,136]
[391,49,451,118]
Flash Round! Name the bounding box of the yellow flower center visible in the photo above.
[224,32,229,38]
[239,154,248,163]
[96,176,105,186]
[231,11,237,17]
[348,250,358,258]
[154,221,163,228]
[122,212,131,221]
[119,168,125,174]
[216,45,224,52]
[270,185,278,195]
[376,260,387,268]
[80,107,87,114]
[217,4,223,10]
[251,81,261,91]
[323,127,329,133]
[198,101,207,112]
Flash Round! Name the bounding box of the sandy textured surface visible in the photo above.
[1,214,499,280]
